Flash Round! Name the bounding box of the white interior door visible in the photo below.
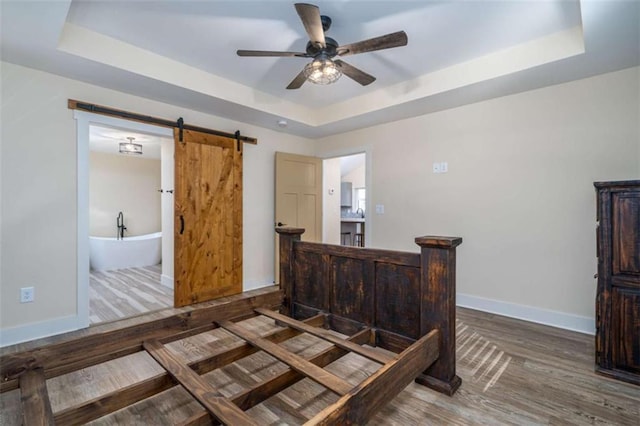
[274,152,322,283]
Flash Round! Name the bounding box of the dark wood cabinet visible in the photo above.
[595,180,640,385]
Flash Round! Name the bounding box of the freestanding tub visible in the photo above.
[90,232,162,271]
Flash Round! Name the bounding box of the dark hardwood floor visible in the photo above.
[1,301,638,424]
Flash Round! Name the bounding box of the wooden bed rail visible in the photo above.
[276,228,462,396]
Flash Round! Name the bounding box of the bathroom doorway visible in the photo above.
[87,125,174,324]
[76,111,174,326]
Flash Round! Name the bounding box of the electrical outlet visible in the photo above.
[20,287,35,303]
[375,204,385,214]
[432,162,441,173]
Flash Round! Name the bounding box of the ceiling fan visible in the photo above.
[237,3,408,89]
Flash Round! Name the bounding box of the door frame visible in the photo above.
[74,111,173,327]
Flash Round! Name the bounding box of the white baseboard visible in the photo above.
[457,293,595,335]
[160,274,174,289]
[0,314,87,348]
[243,280,277,292]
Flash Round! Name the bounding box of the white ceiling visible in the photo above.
[1,1,638,139]
[89,124,166,160]
[340,153,365,178]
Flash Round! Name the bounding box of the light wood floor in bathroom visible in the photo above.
[89,264,173,324]
[1,297,638,425]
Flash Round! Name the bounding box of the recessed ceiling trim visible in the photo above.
[316,26,586,125]
[57,23,318,126]
[57,21,584,131]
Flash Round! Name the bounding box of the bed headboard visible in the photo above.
[276,228,462,396]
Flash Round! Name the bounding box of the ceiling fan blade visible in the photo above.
[286,69,308,90]
[237,50,308,57]
[335,60,376,86]
[338,31,408,57]
[295,3,326,48]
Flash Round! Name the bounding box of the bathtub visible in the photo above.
[90,232,162,271]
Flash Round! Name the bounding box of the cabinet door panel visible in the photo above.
[612,288,640,373]
[612,193,640,276]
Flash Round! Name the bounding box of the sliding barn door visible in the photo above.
[174,129,242,307]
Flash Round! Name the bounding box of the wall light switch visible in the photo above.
[20,287,35,303]
[441,162,448,173]
[375,204,385,214]
[432,162,441,173]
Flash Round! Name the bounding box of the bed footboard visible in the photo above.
[276,228,462,396]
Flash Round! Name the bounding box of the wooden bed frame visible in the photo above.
[0,228,461,425]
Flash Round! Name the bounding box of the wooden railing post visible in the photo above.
[276,227,305,316]
[415,235,463,396]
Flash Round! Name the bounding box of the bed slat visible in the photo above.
[255,308,393,365]
[1,289,283,391]
[305,329,440,425]
[178,328,373,426]
[19,367,54,426]
[143,339,258,426]
[54,314,325,425]
[218,320,352,395]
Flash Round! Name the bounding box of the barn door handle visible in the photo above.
[276,222,287,227]
[179,215,185,235]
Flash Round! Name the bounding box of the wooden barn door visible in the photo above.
[174,129,242,307]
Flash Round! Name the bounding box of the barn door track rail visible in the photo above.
[68,99,257,145]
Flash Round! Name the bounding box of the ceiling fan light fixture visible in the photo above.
[303,54,341,85]
[119,136,143,155]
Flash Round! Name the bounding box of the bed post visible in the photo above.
[276,227,305,317]
[414,236,462,396]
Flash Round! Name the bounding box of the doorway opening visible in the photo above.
[75,111,174,327]
[322,152,368,247]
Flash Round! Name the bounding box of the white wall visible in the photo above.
[0,61,315,343]
[342,163,365,212]
[322,157,341,245]
[315,66,640,333]
[89,152,161,238]
[160,138,175,287]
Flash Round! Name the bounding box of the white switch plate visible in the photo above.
[375,204,385,214]
[20,287,34,303]
[433,162,448,173]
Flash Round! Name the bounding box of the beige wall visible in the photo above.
[322,157,341,244]
[2,59,638,342]
[89,152,161,238]
[315,66,640,327]
[0,61,315,339]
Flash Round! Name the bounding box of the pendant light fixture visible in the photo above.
[119,136,142,155]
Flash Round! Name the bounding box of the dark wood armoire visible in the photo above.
[594,180,640,386]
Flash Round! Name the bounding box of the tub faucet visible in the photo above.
[117,211,126,240]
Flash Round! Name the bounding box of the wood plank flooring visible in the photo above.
[1,303,639,425]
[89,264,173,325]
